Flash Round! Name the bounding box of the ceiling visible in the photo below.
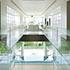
[12,0,55,16]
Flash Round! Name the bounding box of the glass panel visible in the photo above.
[0,34,13,64]
[13,41,55,63]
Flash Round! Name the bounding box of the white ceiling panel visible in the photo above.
[12,0,55,16]
[23,0,45,1]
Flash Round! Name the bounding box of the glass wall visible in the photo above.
[7,6,23,48]
[7,6,20,30]
[24,16,45,25]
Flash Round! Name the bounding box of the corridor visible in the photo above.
[0,0,70,70]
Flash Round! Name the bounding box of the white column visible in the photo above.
[21,42,24,60]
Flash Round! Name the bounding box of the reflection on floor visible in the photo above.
[0,28,70,70]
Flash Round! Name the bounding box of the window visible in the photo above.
[25,16,45,25]
[7,6,20,30]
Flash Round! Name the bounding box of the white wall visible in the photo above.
[45,0,67,38]
[1,0,7,34]
[1,0,26,34]
[61,0,67,37]
[0,0,27,47]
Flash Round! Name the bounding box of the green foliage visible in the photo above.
[0,41,8,54]
[16,42,22,48]
[16,41,52,49]
[23,42,40,46]
[59,38,70,54]
[45,42,51,47]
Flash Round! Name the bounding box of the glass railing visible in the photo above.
[0,26,70,70]
[12,41,54,63]
[42,26,70,70]
[0,33,15,70]
[0,34,13,64]
[7,25,27,47]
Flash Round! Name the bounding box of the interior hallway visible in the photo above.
[0,0,70,70]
